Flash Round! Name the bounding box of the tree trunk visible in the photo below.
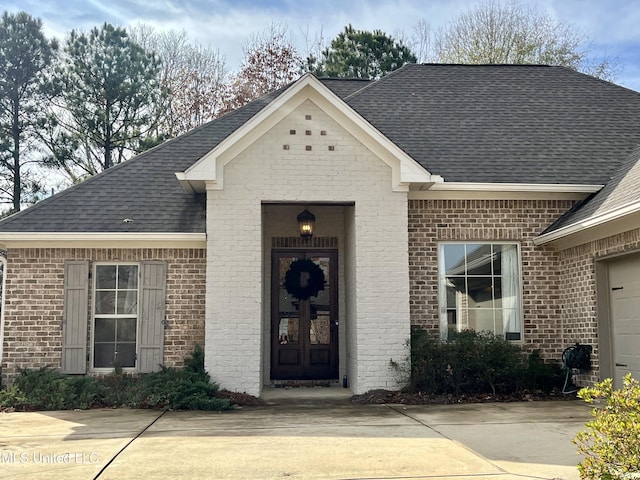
[11,97,21,212]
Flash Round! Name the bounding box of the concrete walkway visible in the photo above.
[0,393,592,480]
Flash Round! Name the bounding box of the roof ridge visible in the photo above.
[344,63,414,100]
[416,63,555,67]
[319,77,371,82]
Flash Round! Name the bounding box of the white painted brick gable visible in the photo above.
[205,99,410,396]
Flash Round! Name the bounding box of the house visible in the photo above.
[1,64,639,396]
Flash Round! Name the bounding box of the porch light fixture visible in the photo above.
[297,208,315,240]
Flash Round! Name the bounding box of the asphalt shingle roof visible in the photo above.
[543,145,640,233]
[0,89,280,233]
[320,77,372,97]
[2,64,640,234]
[344,64,640,184]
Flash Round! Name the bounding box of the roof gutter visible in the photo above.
[427,182,603,193]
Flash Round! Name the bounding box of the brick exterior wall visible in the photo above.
[205,99,410,396]
[559,227,640,384]
[408,199,577,363]
[1,248,205,385]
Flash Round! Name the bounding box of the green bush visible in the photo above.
[183,344,206,376]
[523,349,565,393]
[0,383,27,407]
[136,367,230,411]
[0,346,231,412]
[99,372,141,407]
[398,328,562,397]
[574,374,640,479]
[0,367,104,410]
[447,330,524,395]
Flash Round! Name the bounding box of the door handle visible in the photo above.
[615,363,628,367]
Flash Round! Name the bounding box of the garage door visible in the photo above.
[608,254,640,388]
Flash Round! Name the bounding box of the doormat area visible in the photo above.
[271,380,336,388]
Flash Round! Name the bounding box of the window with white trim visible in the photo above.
[439,243,522,340]
[93,264,139,369]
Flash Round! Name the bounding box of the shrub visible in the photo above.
[402,328,451,394]
[183,344,206,376]
[136,367,230,411]
[0,367,104,410]
[446,330,524,395]
[523,349,565,393]
[0,346,231,411]
[398,328,562,397]
[574,374,640,479]
[99,372,140,407]
[0,383,27,408]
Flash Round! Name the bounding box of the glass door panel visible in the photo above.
[271,250,338,380]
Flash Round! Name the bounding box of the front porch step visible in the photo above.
[262,383,352,404]
[270,379,338,388]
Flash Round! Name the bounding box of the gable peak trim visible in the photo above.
[177,73,435,193]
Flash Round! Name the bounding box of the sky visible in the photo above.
[5,0,640,90]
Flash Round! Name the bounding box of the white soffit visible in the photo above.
[177,73,437,192]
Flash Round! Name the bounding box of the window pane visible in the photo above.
[446,310,457,328]
[467,308,495,332]
[312,257,330,279]
[313,286,329,305]
[466,244,493,275]
[117,291,138,314]
[493,278,503,308]
[493,245,503,275]
[467,276,493,307]
[96,265,116,289]
[279,317,299,344]
[310,315,331,345]
[117,318,137,342]
[446,279,466,308]
[115,343,136,368]
[444,244,466,275]
[118,265,138,289]
[278,258,295,283]
[493,309,504,336]
[279,288,297,312]
[95,291,116,315]
[94,343,115,368]
[95,318,116,342]
[503,309,520,337]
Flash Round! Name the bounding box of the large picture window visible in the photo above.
[93,264,139,369]
[439,243,521,340]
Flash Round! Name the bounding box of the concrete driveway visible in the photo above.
[0,394,592,480]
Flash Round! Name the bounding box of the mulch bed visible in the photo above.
[350,389,578,405]
[216,389,267,407]
[217,388,578,407]
[1,389,578,412]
